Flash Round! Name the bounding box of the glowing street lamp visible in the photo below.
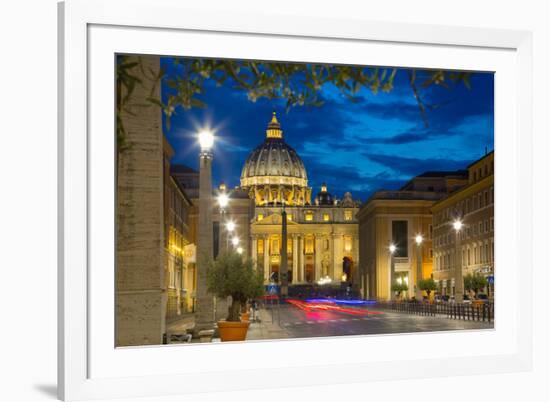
[198,129,214,151]
[453,219,463,232]
[236,247,244,255]
[217,193,229,209]
[226,220,235,233]
[389,244,397,254]
[415,234,423,245]
[231,236,240,247]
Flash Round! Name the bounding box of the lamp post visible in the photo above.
[194,130,215,336]
[453,219,464,303]
[415,234,423,302]
[389,243,396,300]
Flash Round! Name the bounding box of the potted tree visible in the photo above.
[418,278,437,302]
[391,282,409,300]
[471,274,488,307]
[206,251,264,342]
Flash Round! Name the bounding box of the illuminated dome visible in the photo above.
[241,112,312,206]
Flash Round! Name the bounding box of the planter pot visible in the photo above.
[240,312,250,321]
[217,320,250,342]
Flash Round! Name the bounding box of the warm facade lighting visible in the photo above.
[389,244,397,254]
[415,234,423,245]
[231,237,240,247]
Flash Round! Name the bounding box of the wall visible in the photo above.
[0,0,548,401]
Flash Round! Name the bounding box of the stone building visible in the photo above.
[242,113,361,286]
[163,138,195,320]
[357,171,468,300]
[432,151,495,299]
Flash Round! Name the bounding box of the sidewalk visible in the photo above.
[246,308,289,341]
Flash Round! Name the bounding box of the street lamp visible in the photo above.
[231,236,240,248]
[226,220,236,233]
[217,193,229,209]
[389,243,396,300]
[453,219,464,302]
[236,247,243,255]
[195,128,215,336]
[415,234,423,301]
[198,130,214,152]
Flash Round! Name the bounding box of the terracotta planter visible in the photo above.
[217,320,250,342]
[240,312,250,321]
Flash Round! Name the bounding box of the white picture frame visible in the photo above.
[58,0,533,400]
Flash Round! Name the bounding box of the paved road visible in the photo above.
[264,303,493,339]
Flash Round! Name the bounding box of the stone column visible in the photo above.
[194,146,214,334]
[314,236,323,282]
[330,233,336,280]
[280,209,289,296]
[292,235,298,283]
[116,55,165,347]
[263,235,270,282]
[251,236,258,266]
[332,234,340,281]
[298,235,305,283]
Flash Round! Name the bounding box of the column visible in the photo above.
[330,233,336,280]
[251,236,258,266]
[263,235,270,282]
[331,234,340,281]
[298,235,305,283]
[194,147,214,334]
[292,235,298,283]
[314,236,323,282]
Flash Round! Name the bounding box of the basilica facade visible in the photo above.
[240,113,361,285]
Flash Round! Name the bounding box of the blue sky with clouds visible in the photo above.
[161,58,494,202]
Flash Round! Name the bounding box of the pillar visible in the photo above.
[194,145,214,334]
[314,236,323,282]
[251,236,258,266]
[263,234,270,282]
[298,235,305,283]
[292,235,298,283]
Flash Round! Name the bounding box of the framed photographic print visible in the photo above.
[58,0,533,400]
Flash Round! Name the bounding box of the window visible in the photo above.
[429,224,433,239]
[484,191,488,207]
[305,236,314,254]
[467,249,471,265]
[287,239,293,253]
[323,213,330,222]
[392,220,408,258]
[344,236,352,252]
[479,222,483,235]
[257,214,264,221]
[490,218,494,231]
[474,246,478,264]
[485,220,489,233]
[287,213,293,221]
[272,238,280,255]
[305,211,314,221]
[429,248,433,258]
[479,193,484,208]
[344,210,353,221]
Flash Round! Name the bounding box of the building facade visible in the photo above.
[432,151,495,299]
[357,171,468,300]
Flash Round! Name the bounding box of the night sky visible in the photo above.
[161,58,494,202]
